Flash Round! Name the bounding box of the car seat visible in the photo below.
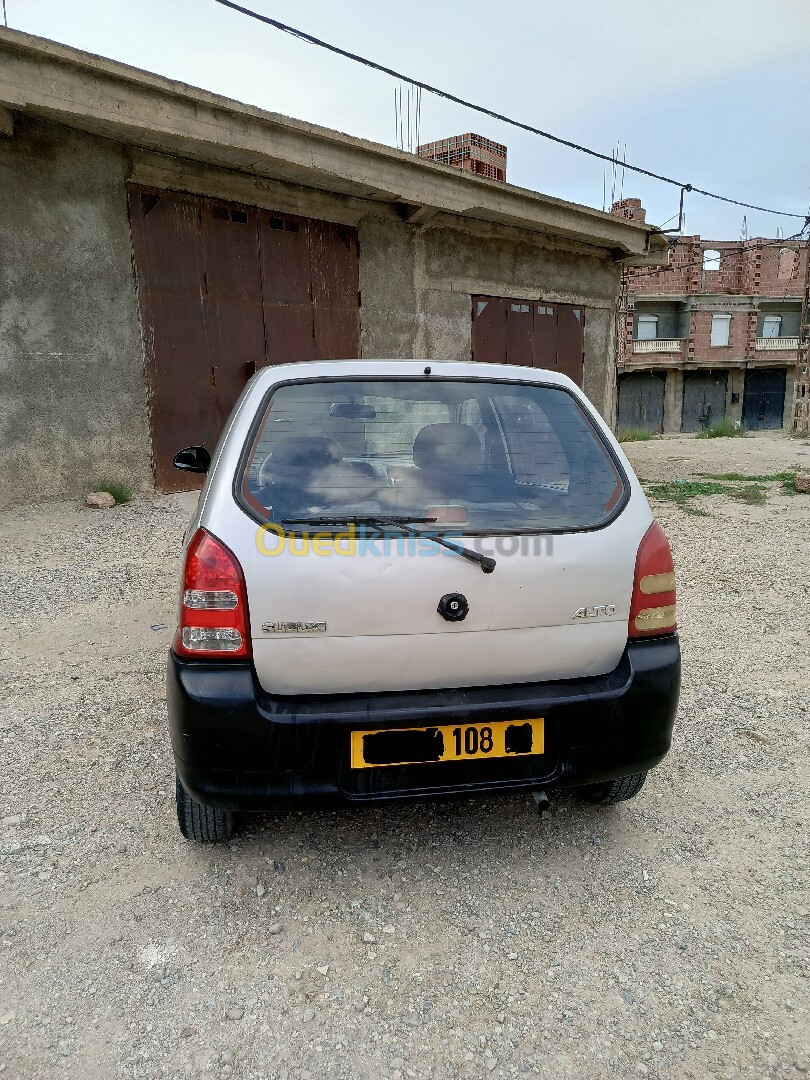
[412,423,484,502]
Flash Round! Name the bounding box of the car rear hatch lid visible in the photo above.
[222,372,649,694]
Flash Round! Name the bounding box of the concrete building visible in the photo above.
[613,198,808,434]
[417,133,508,183]
[0,29,667,506]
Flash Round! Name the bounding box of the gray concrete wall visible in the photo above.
[358,213,620,418]
[357,215,420,360]
[0,116,622,507]
[726,369,745,428]
[781,368,794,430]
[663,369,684,432]
[0,116,151,507]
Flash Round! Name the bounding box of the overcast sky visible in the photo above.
[8,0,810,239]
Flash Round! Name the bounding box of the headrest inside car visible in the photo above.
[412,424,481,471]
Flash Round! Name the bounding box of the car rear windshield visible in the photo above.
[238,378,626,533]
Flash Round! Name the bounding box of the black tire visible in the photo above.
[175,772,236,842]
[576,771,648,806]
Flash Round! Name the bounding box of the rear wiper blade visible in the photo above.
[281,515,496,574]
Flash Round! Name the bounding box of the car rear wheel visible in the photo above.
[175,772,236,842]
[577,771,648,805]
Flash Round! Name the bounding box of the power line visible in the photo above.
[212,0,806,221]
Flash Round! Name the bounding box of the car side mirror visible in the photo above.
[173,446,211,474]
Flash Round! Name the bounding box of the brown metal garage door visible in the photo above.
[470,296,584,385]
[128,186,360,491]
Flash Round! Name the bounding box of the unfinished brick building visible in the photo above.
[613,197,808,433]
[417,133,507,182]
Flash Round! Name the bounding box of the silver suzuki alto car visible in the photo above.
[168,360,680,841]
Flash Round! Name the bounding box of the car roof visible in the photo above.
[251,360,579,391]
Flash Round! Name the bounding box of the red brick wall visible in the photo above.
[611,198,646,223]
[689,309,750,364]
[626,238,704,295]
[417,133,507,182]
[618,306,634,367]
[626,234,807,298]
[615,199,806,388]
[700,243,745,293]
[753,242,807,295]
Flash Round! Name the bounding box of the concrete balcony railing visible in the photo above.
[632,338,684,354]
[755,336,799,351]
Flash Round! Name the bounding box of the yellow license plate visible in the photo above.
[350,718,544,769]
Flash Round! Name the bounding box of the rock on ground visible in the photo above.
[84,491,117,509]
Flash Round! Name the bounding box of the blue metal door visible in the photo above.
[743,369,786,430]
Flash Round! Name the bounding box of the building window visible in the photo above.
[636,314,658,341]
[762,315,782,339]
[703,249,722,271]
[710,314,731,347]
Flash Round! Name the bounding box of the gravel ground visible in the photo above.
[1,432,808,1080]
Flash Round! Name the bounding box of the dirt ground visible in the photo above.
[1,432,808,1080]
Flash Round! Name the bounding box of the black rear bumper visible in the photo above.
[167,636,680,811]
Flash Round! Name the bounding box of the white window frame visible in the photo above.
[761,315,782,339]
[710,313,731,347]
[636,314,658,341]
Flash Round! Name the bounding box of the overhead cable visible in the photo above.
[212,0,807,221]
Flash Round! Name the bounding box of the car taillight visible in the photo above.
[628,521,677,638]
[174,529,252,659]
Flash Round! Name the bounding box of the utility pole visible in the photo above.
[794,235,810,434]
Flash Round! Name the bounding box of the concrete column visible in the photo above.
[663,369,683,433]
[782,367,796,430]
[727,369,745,427]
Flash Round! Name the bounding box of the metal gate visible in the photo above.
[743,369,786,430]
[617,372,665,433]
[681,371,727,433]
[128,186,360,491]
[471,296,585,385]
